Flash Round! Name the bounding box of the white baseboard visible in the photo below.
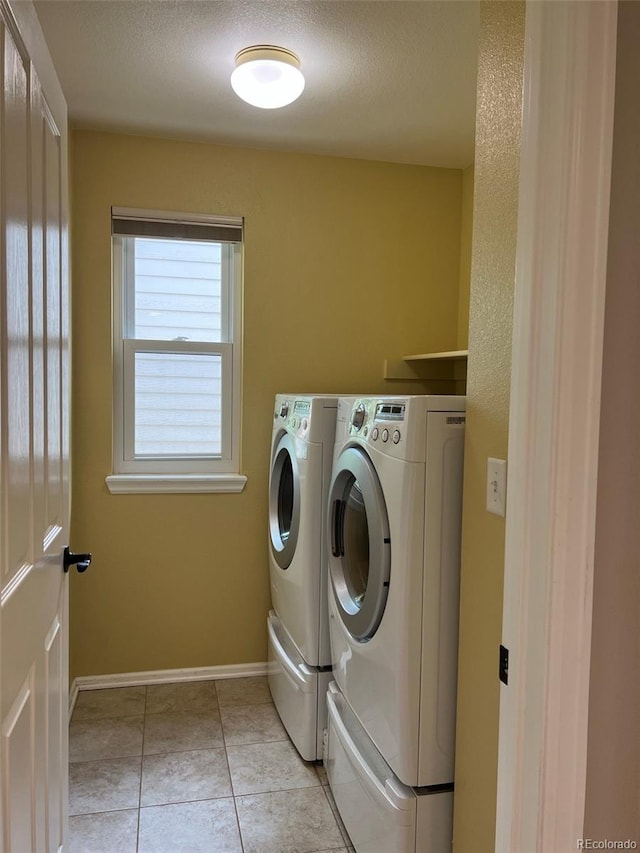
[68,678,79,720]
[72,661,268,693]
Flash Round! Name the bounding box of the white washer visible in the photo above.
[267,394,337,760]
[326,395,465,851]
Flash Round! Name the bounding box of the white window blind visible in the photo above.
[131,238,224,342]
[109,208,244,488]
[133,350,223,457]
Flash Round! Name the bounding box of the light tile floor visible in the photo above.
[69,676,354,853]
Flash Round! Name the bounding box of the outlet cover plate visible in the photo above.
[487,457,507,516]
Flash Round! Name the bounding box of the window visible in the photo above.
[106,208,245,494]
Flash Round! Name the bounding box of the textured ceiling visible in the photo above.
[34,0,479,168]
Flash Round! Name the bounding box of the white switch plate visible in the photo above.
[487,457,507,516]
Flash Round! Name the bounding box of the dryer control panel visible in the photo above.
[347,399,405,438]
[346,396,466,462]
[370,402,406,447]
[375,402,406,421]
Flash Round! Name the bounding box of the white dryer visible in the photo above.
[267,394,337,761]
[326,682,453,853]
[325,395,465,852]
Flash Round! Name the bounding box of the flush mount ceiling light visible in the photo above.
[231,45,305,109]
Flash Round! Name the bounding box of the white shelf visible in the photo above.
[383,349,468,381]
[403,349,468,362]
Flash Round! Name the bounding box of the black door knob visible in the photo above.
[63,546,92,574]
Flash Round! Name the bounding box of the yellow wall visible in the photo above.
[69,130,465,678]
[457,164,475,350]
[453,3,525,851]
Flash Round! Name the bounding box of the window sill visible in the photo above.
[105,474,247,495]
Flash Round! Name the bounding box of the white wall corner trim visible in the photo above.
[495,2,617,852]
[73,662,268,692]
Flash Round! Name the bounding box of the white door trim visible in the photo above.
[495,2,617,852]
[7,0,67,121]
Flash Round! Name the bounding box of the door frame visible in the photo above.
[495,1,617,850]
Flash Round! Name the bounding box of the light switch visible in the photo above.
[486,457,507,516]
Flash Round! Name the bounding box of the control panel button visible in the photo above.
[382,428,389,443]
[351,403,366,430]
[371,427,379,441]
[392,429,401,444]
[301,418,308,431]
[279,403,289,419]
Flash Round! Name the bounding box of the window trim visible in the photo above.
[105,473,247,495]
[109,208,244,492]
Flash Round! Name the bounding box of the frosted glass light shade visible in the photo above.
[231,45,305,109]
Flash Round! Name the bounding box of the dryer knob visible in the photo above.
[351,403,366,430]
[279,403,289,419]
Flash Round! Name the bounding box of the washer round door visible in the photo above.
[269,432,300,569]
[328,446,391,641]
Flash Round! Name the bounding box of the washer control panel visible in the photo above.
[274,398,311,436]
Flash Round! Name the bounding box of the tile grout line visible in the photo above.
[217,681,247,853]
[135,685,148,853]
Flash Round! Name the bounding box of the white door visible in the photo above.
[1,4,70,851]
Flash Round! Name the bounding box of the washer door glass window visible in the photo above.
[329,446,390,640]
[269,433,300,569]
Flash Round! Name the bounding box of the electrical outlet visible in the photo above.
[486,457,507,516]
